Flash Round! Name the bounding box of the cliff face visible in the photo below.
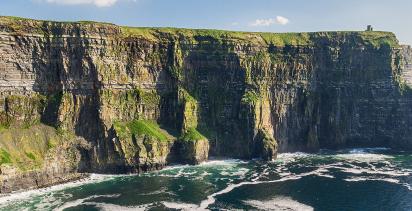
[0,16,411,192]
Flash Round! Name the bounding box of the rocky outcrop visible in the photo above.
[109,119,175,172]
[0,124,89,193]
[0,16,412,192]
[252,129,278,161]
[401,45,412,86]
[173,139,209,165]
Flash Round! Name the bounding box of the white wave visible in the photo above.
[158,164,191,171]
[198,161,377,209]
[218,168,249,178]
[344,177,400,183]
[138,187,167,196]
[335,153,394,162]
[403,183,412,191]
[219,171,231,176]
[277,148,393,161]
[156,168,188,178]
[0,174,115,207]
[334,166,410,177]
[234,168,249,177]
[199,159,246,166]
[155,159,245,178]
[54,194,121,211]
[347,148,390,154]
[344,176,412,191]
[276,152,312,161]
[199,173,305,209]
[2,148,409,210]
[162,201,205,211]
[193,171,213,181]
[87,202,151,211]
[311,167,335,179]
[243,196,313,211]
[55,201,152,211]
[195,150,410,209]
[34,193,70,210]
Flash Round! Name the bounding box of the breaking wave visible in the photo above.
[243,196,314,211]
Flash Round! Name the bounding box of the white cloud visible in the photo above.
[251,18,275,27]
[251,16,290,26]
[44,0,118,7]
[275,16,290,25]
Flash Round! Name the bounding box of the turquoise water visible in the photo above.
[1,148,412,210]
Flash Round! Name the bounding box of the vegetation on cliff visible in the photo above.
[180,128,206,142]
[113,120,172,142]
[121,25,398,48]
[0,124,71,171]
[241,90,261,105]
[0,149,11,165]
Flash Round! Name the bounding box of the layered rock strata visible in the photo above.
[0,16,411,192]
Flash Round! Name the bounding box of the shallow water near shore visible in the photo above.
[1,148,412,210]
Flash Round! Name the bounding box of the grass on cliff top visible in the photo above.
[358,31,399,48]
[261,32,313,46]
[309,31,399,48]
[0,16,115,26]
[0,15,116,35]
[0,16,400,48]
[121,26,398,48]
[114,120,171,142]
[180,128,206,142]
[121,26,314,46]
[121,26,253,43]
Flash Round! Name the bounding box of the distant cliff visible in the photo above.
[0,16,411,193]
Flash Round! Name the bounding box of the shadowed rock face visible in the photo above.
[401,46,412,86]
[0,16,412,192]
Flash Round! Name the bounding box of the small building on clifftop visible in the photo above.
[366,25,374,31]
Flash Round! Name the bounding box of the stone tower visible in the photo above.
[366,25,374,31]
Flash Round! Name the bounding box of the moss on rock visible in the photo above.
[179,88,199,131]
[113,119,171,142]
[0,124,78,171]
[0,94,47,128]
[253,129,278,161]
[241,90,260,105]
[111,119,175,171]
[180,128,206,142]
[176,140,209,165]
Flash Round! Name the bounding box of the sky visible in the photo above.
[0,0,411,44]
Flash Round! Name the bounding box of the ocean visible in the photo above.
[1,148,411,210]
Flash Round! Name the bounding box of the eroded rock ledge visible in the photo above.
[0,16,411,193]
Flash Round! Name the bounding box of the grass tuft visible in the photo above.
[242,91,260,104]
[180,128,206,142]
[0,148,11,165]
[25,152,36,160]
[114,120,170,142]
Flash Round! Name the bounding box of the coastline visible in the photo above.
[0,172,89,195]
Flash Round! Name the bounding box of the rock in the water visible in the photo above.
[176,139,210,165]
[253,129,278,161]
[174,128,210,165]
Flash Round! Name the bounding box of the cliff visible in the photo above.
[0,16,411,193]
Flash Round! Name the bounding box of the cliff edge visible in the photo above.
[0,16,411,193]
